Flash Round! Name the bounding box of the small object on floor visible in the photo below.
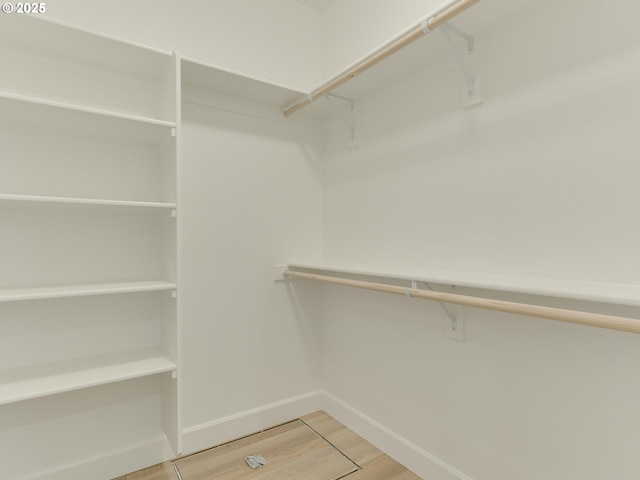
[245,454,266,469]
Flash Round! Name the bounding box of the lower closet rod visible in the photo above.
[283,270,640,335]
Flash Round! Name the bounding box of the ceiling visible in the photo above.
[295,0,333,13]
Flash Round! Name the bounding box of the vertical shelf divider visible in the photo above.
[161,49,182,456]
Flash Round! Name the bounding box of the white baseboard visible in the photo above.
[182,389,473,480]
[181,390,325,455]
[319,390,474,480]
[14,390,472,480]
[11,435,170,480]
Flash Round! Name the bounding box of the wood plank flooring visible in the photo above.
[113,461,176,480]
[174,419,358,480]
[302,411,420,480]
[114,411,421,480]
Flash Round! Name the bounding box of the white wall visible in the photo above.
[323,0,640,282]
[44,0,323,92]
[319,0,640,479]
[179,99,323,434]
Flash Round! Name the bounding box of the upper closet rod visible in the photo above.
[283,0,481,117]
[284,270,640,335]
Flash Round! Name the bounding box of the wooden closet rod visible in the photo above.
[283,0,481,117]
[284,270,640,335]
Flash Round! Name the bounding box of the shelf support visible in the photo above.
[440,23,482,108]
[273,265,288,281]
[422,281,465,341]
[324,93,359,148]
[408,280,464,340]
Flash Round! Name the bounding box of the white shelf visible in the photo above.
[0,93,173,148]
[0,281,177,303]
[0,193,177,210]
[0,91,176,128]
[0,15,171,82]
[286,262,640,307]
[181,57,305,108]
[0,348,176,406]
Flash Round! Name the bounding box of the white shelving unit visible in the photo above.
[0,14,181,476]
[0,13,313,479]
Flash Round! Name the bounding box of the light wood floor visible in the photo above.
[114,411,421,480]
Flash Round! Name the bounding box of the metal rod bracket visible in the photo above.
[423,281,465,341]
[440,23,482,108]
[325,93,359,148]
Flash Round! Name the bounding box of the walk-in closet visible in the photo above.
[1,1,639,479]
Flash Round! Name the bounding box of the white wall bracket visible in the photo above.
[420,281,465,341]
[273,265,288,281]
[440,23,482,108]
[324,93,359,148]
[443,22,475,54]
